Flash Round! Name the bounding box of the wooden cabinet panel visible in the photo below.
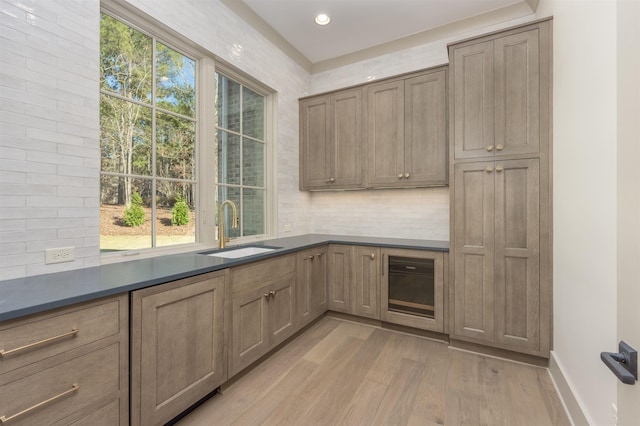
[229,255,297,376]
[327,245,352,313]
[367,68,448,187]
[453,159,543,353]
[494,159,541,352]
[0,343,121,426]
[404,70,448,185]
[300,88,363,190]
[297,247,328,327]
[494,29,540,157]
[452,41,494,159]
[0,295,128,426]
[131,271,226,426]
[453,162,495,340]
[353,247,380,319]
[230,285,269,376]
[366,80,405,186]
[300,96,331,189]
[269,273,296,347]
[451,23,547,160]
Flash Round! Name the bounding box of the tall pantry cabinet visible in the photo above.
[448,18,552,358]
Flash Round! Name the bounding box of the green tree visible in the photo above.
[123,192,145,227]
[171,196,190,226]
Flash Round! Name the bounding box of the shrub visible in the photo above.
[123,192,145,227]
[171,196,190,226]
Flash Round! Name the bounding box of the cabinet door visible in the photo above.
[404,70,448,186]
[494,159,541,351]
[494,29,540,157]
[452,162,495,341]
[327,245,352,313]
[269,272,297,347]
[300,95,331,189]
[311,247,328,316]
[353,247,381,319]
[332,88,363,188]
[131,271,226,426]
[297,249,315,327]
[230,284,270,376]
[452,41,495,159]
[366,79,405,186]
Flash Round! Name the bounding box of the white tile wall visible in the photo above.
[0,0,535,280]
[0,0,101,279]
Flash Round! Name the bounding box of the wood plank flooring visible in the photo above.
[177,317,570,426]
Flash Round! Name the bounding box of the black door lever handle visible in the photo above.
[600,341,637,385]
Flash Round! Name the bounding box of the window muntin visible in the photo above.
[215,72,266,239]
[99,13,197,252]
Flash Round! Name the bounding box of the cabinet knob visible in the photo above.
[486,145,494,152]
[269,290,276,298]
[264,293,270,298]
[316,253,323,257]
[398,173,404,179]
[325,178,330,183]
[496,144,503,151]
[329,177,335,183]
[486,166,493,173]
[404,173,410,179]
[308,255,314,260]
[496,165,504,172]
[370,253,375,260]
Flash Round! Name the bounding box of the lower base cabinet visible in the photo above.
[0,295,129,426]
[130,271,226,426]
[328,245,381,319]
[297,246,328,327]
[229,255,297,377]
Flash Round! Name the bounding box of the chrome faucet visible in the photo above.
[218,200,239,249]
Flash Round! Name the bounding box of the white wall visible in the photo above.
[0,0,312,279]
[535,0,619,424]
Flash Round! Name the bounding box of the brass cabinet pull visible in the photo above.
[370,253,375,260]
[404,173,410,179]
[264,293,270,298]
[486,145,494,152]
[496,144,503,151]
[325,178,330,183]
[316,253,323,257]
[269,290,276,298]
[397,173,403,179]
[0,384,79,424]
[0,328,79,357]
[329,177,335,183]
[485,166,493,173]
[496,165,504,172]
[307,255,314,260]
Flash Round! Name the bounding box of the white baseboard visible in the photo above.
[548,351,590,426]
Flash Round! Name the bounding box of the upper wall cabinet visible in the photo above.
[366,68,448,188]
[299,87,363,190]
[450,20,551,160]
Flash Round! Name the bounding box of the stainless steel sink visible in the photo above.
[201,246,279,259]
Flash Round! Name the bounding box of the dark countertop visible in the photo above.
[0,234,448,322]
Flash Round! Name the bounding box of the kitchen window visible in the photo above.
[99,7,274,258]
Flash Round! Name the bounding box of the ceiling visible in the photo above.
[222,0,537,70]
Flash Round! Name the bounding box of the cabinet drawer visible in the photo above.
[0,296,125,374]
[0,342,122,426]
[231,254,296,295]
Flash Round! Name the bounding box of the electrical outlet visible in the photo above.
[45,247,75,264]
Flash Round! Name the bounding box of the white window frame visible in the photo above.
[100,2,277,264]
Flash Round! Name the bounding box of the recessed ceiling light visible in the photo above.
[315,13,331,26]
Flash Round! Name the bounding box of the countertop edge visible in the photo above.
[0,234,448,322]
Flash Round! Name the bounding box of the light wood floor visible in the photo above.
[177,317,571,426]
